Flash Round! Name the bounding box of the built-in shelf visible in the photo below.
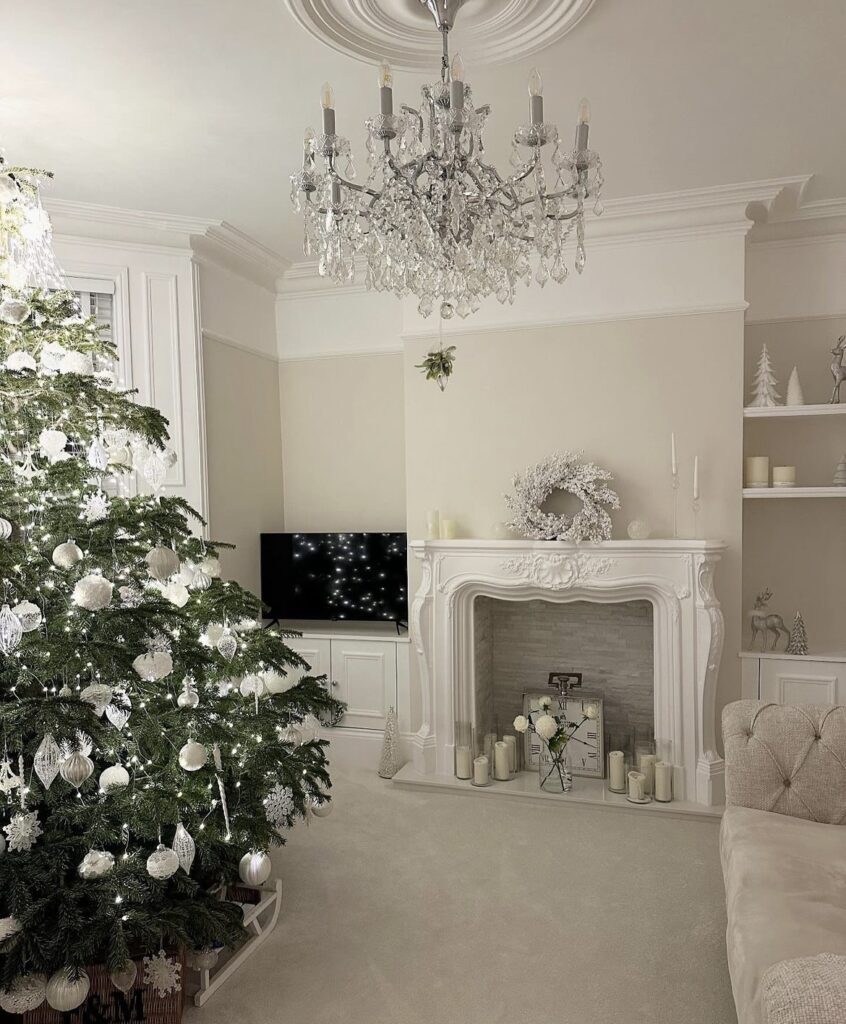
[743,486,846,498]
[743,403,846,418]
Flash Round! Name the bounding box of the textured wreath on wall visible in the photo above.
[504,451,621,542]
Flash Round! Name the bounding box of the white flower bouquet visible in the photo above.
[514,696,599,792]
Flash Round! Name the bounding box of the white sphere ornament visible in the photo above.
[38,428,68,458]
[162,582,190,608]
[5,350,37,372]
[0,973,47,1013]
[145,546,180,582]
[0,604,23,655]
[133,650,173,681]
[40,341,67,371]
[46,969,90,1012]
[78,849,115,879]
[178,739,207,772]
[99,764,130,792]
[60,751,94,789]
[239,850,272,887]
[197,556,221,579]
[52,540,83,569]
[0,916,22,942]
[73,574,114,611]
[109,962,137,994]
[0,517,11,540]
[177,681,200,709]
[280,725,303,748]
[12,600,42,632]
[239,674,266,699]
[60,350,94,375]
[262,670,292,695]
[0,298,31,325]
[146,843,179,880]
[627,519,652,541]
[190,569,212,592]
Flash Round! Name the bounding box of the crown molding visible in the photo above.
[44,198,290,293]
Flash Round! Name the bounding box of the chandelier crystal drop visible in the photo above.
[290,0,604,319]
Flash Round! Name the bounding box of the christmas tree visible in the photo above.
[0,158,344,1011]
[748,343,781,407]
[786,612,809,655]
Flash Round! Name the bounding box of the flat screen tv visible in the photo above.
[260,532,408,625]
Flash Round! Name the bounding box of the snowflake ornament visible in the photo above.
[264,782,296,828]
[142,949,182,998]
[80,491,110,523]
[4,811,43,852]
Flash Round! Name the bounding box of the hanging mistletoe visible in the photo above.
[416,345,457,391]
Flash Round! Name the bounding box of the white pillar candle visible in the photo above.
[608,750,626,792]
[494,741,510,781]
[473,755,489,786]
[627,770,646,802]
[654,761,673,802]
[638,753,658,796]
[455,745,473,780]
[773,466,796,487]
[502,735,517,774]
[440,519,457,539]
[671,432,678,476]
[745,456,770,487]
[426,510,440,540]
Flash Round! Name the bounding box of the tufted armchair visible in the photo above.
[721,701,846,1024]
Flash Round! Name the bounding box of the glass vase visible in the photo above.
[538,744,573,793]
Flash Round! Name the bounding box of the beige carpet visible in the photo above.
[187,767,736,1024]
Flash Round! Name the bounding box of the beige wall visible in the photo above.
[203,337,285,593]
[279,352,406,532]
[404,312,745,725]
[743,316,846,653]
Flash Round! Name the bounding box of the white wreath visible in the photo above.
[504,451,621,542]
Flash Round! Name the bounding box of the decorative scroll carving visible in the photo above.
[499,552,616,591]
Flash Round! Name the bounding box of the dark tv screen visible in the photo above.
[261,533,408,623]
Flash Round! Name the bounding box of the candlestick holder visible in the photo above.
[671,469,680,539]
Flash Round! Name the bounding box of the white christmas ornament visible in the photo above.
[45,969,90,1012]
[99,764,130,792]
[280,725,303,747]
[146,844,179,880]
[239,674,265,699]
[0,757,21,794]
[78,849,115,879]
[109,962,137,994]
[4,811,43,851]
[38,428,68,458]
[190,569,212,592]
[81,492,110,523]
[73,574,113,611]
[40,342,68,372]
[216,629,237,662]
[177,679,200,709]
[197,556,221,579]
[0,604,23,654]
[203,623,225,646]
[173,563,195,587]
[105,694,131,730]
[145,546,180,582]
[172,822,195,873]
[308,795,333,818]
[142,950,181,997]
[0,298,30,325]
[143,452,167,491]
[13,600,42,632]
[0,917,21,942]
[86,438,110,471]
[60,350,94,375]
[133,651,173,681]
[59,751,94,789]
[34,734,62,789]
[178,740,207,772]
[162,582,190,608]
[239,850,272,886]
[106,445,133,469]
[264,782,295,828]
[4,350,37,372]
[80,682,113,716]
[262,670,293,695]
[0,517,11,540]
[52,540,83,568]
[0,973,47,1013]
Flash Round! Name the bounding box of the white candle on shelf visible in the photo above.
[455,745,473,780]
[494,741,510,781]
[627,770,647,802]
[503,735,517,774]
[773,466,796,487]
[426,510,440,540]
[654,761,673,802]
[745,456,769,488]
[638,753,658,795]
[440,519,457,539]
[473,755,489,786]
[608,750,626,792]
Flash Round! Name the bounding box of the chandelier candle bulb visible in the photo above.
[449,53,465,120]
[654,761,673,803]
[472,755,490,786]
[528,68,544,125]
[455,745,473,780]
[575,97,591,152]
[321,82,335,134]
[494,741,510,781]
[378,61,393,116]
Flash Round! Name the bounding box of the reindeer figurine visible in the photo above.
[830,335,846,404]
[749,589,790,651]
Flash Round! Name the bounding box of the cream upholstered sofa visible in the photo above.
[721,700,846,1024]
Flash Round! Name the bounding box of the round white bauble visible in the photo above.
[72,574,113,611]
[106,445,133,469]
[0,603,23,655]
[0,298,30,325]
[162,582,190,608]
[0,917,21,942]
[12,600,42,632]
[109,961,137,994]
[173,563,195,587]
[80,682,113,716]
[145,546,180,582]
[280,725,303,748]
[5,350,37,372]
[176,683,200,709]
[308,795,333,817]
[0,973,47,1013]
[146,843,179,880]
[59,351,94,375]
[187,948,219,971]
[46,969,90,1012]
[161,446,178,468]
[239,674,266,699]
[235,617,260,633]
[197,556,221,579]
[0,174,18,204]
[190,569,212,592]
[261,670,293,695]
[239,850,272,887]
[38,428,68,457]
[203,623,225,646]
[59,751,94,789]
[0,517,11,540]
[78,849,115,879]
[99,764,130,792]
[52,540,83,569]
[178,739,207,771]
[299,714,321,743]
[40,342,68,371]
[132,651,173,681]
[626,519,652,541]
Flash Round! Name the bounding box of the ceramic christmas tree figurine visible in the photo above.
[748,344,781,407]
[786,612,809,656]
[834,455,846,486]
[786,365,805,406]
[0,156,344,1010]
[377,707,403,779]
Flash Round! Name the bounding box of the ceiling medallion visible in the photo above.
[283,0,597,70]
[290,0,604,326]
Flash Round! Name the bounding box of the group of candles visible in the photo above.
[427,510,458,540]
[745,456,796,488]
[608,749,673,803]
[455,734,518,786]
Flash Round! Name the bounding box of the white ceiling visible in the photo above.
[3,0,845,263]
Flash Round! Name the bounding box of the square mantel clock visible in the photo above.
[522,690,605,779]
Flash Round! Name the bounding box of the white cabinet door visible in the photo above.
[759,659,845,705]
[330,639,397,730]
[284,637,331,686]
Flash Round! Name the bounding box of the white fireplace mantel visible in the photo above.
[409,539,727,806]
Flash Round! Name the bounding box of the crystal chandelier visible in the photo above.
[290,0,604,321]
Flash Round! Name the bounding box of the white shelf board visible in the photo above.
[743,487,846,498]
[739,650,846,663]
[744,403,846,418]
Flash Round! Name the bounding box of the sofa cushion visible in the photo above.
[762,954,846,1024]
[721,806,846,1024]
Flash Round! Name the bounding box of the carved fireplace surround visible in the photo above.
[410,540,727,806]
